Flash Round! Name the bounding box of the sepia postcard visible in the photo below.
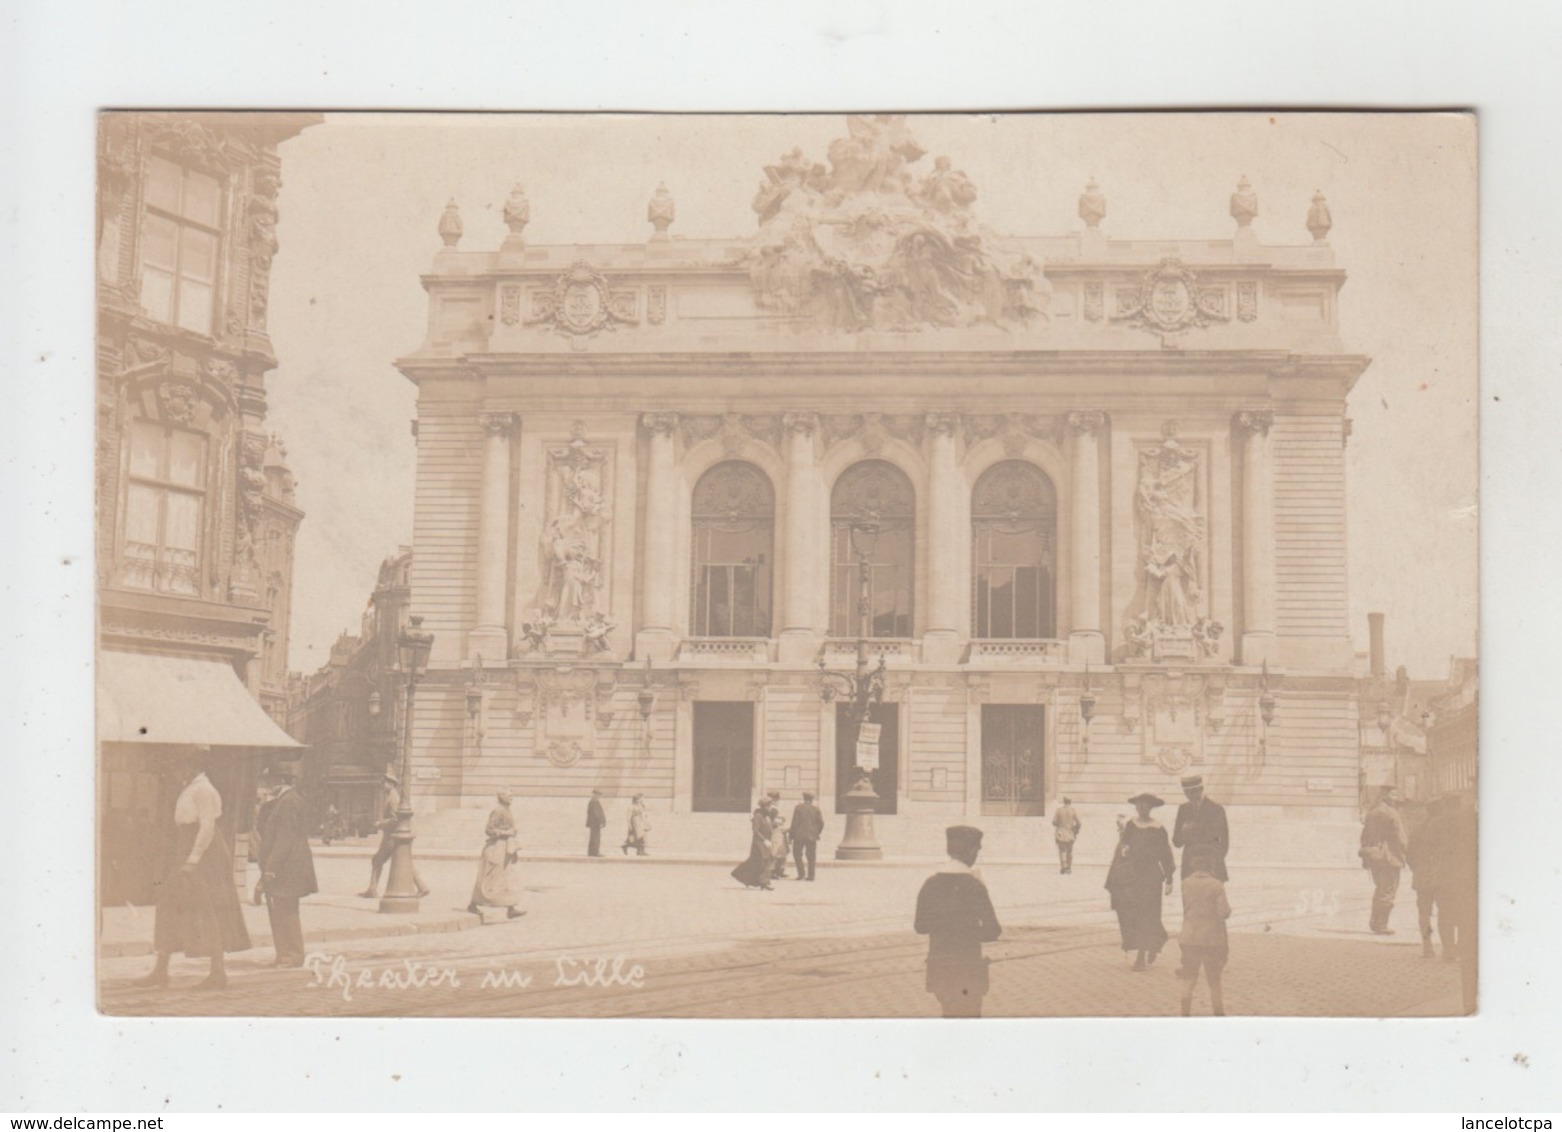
[93,110,1478,1021]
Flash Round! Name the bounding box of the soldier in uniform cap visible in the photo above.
[1172,774,1230,881]
[914,825,1003,1017]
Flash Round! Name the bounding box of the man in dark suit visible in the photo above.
[257,762,318,968]
[586,790,607,857]
[1172,775,1229,882]
[790,792,825,881]
[914,825,1003,1018]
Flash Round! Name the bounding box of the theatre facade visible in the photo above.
[397,118,1368,847]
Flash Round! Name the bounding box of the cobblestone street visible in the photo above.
[99,855,1465,1019]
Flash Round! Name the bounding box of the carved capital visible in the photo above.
[782,411,818,437]
[480,411,519,439]
[1066,409,1107,436]
[925,412,962,439]
[1235,409,1274,437]
[641,412,680,439]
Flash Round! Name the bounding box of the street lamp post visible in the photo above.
[814,522,888,860]
[380,614,434,914]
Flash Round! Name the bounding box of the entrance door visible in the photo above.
[835,702,898,814]
[693,702,754,813]
[981,704,1046,816]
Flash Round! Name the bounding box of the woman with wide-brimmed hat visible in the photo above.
[1104,792,1177,971]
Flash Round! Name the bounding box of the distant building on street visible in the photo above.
[96,111,316,904]
[287,549,412,832]
[390,116,1377,854]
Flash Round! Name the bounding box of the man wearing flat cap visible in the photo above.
[914,825,1003,1018]
[257,761,317,967]
[790,791,825,881]
[1172,774,1230,882]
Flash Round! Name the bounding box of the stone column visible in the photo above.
[1067,410,1106,663]
[1237,409,1276,665]
[469,412,518,663]
[924,412,964,664]
[779,412,820,664]
[636,412,680,661]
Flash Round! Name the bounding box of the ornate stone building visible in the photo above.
[96,112,315,903]
[397,116,1369,857]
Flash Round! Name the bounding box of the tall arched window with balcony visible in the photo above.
[690,461,774,638]
[831,460,916,639]
[972,461,1057,639]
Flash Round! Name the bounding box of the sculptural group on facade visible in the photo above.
[747,115,1049,332]
[540,438,610,627]
[1125,429,1223,661]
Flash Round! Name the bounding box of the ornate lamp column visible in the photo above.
[779,412,820,663]
[381,615,434,914]
[1237,409,1276,665]
[470,412,518,662]
[924,413,964,663]
[637,412,679,660]
[1067,410,1106,663]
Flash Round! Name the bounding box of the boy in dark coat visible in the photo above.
[914,825,1002,1018]
[257,762,318,967]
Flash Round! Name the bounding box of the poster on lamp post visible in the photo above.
[856,721,882,770]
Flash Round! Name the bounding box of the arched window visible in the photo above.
[831,460,916,638]
[972,461,1057,639]
[691,462,774,637]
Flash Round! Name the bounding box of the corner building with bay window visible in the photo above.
[399,119,1369,862]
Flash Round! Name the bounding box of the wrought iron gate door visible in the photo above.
[980,704,1046,816]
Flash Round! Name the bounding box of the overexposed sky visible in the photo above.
[266,112,1477,677]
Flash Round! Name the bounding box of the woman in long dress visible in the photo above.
[468,791,525,919]
[621,794,651,856]
[731,801,775,890]
[1104,792,1176,971]
[133,749,251,990]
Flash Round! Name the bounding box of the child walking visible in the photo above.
[1177,847,1231,1016]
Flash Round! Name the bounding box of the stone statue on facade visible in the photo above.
[745,115,1050,333]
